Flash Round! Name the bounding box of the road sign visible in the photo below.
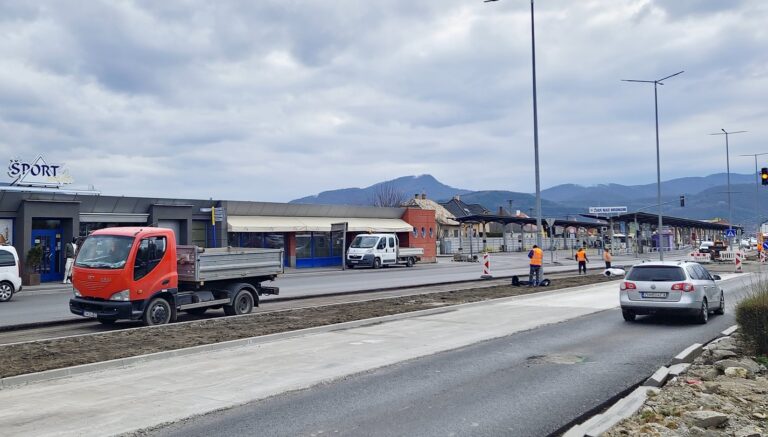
[725,228,737,238]
[544,218,556,229]
[762,241,768,251]
[588,206,627,214]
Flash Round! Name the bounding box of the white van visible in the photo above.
[0,245,22,302]
[346,233,423,269]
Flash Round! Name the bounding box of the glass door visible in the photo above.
[31,229,63,282]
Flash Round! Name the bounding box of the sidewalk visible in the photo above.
[0,280,626,437]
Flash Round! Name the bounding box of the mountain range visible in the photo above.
[290,174,765,228]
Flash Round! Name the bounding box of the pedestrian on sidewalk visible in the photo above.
[576,247,588,275]
[603,248,612,269]
[528,244,543,286]
[63,238,77,284]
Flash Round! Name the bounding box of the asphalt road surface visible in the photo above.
[1,251,664,327]
[150,276,749,437]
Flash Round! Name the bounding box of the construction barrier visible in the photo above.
[735,251,743,273]
[687,252,711,264]
[761,251,766,264]
[719,251,736,262]
[481,252,492,279]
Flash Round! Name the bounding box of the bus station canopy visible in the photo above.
[451,214,606,229]
[227,216,413,233]
[579,212,741,231]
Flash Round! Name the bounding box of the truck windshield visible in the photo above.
[351,236,379,248]
[75,235,134,269]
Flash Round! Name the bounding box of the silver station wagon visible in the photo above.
[619,261,724,324]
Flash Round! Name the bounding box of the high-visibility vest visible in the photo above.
[603,252,612,262]
[530,248,543,266]
[576,250,587,262]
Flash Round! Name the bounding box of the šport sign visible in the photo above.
[8,156,74,187]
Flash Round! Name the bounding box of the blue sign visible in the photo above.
[762,241,768,251]
[725,228,736,238]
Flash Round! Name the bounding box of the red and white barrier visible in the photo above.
[735,251,743,273]
[481,252,492,279]
[687,251,711,264]
[760,251,766,264]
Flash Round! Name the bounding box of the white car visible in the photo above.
[0,245,22,302]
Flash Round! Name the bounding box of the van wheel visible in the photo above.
[696,299,709,324]
[406,257,414,267]
[0,281,14,302]
[224,289,254,316]
[143,297,173,326]
[373,258,381,269]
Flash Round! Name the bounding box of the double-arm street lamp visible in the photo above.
[621,71,684,261]
[485,0,543,248]
[710,129,746,250]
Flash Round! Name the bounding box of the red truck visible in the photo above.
[69,227,283,326]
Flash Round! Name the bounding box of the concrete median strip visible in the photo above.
[643,365,670,388]
[721,324,738,337]
[670,342,703,365]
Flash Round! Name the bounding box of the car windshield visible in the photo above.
[75,235,134,269]
[626,266,686,282]
[351,236,379,248]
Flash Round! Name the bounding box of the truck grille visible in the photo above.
[348,255,362,260]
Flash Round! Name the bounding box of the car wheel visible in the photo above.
[622,310,636,322]
[143,297,173,326]
[224,289,254,316]
[406,257,414,267]
[714,292,725,315]
[696,299,708,324]
[0,281,14,302]
[373,258,381,269]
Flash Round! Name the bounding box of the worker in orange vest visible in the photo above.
[528,244,543,286]
[576,247,589,275]
[603,248,612,269]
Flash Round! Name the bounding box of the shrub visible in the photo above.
[736,280,768,355]
[25,245,44,269]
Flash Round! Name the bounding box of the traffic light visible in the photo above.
[680,195,685,207]
[762,168,768,186]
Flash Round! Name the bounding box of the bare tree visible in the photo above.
[372,182,407,207]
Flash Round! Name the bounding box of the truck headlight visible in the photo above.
[109,289,130,301]
[73,288,82,297]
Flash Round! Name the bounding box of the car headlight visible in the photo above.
[73,288,82,297]
[109,289,130,301]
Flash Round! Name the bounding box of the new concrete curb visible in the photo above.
[563,326,741,437]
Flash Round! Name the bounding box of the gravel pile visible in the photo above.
[605,334,768,437]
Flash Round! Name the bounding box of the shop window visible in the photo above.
[265,233,285,249]
[332,233,344,257]
[296,234,312,259]
[314,232,330,258]
[192,221,207,248]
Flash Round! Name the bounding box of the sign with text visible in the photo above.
[588,206,627,214]
[8,155,74,187]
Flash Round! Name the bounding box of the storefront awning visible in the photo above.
[227,216,413,233]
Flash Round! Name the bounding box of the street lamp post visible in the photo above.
[622,71,684,261]
[738,150,766,234]
[485,0,543,249]
[711,129,746,250]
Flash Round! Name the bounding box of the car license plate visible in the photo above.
[349,260,358,264]
[83,310,97,318]
[642,292,667,299]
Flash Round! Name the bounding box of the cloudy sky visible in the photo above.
[1,0,766,201]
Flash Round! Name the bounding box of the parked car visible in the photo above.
[698,241,714,253]
[0,245,22,302]
[619,261,724,324]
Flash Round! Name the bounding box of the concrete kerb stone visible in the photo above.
[671,343,703,365]
[721,324,738,337]
[668,363,691,378]
[643,366,670,388]
[580,387,660,437]
[0,279,622,391]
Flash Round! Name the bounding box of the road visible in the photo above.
[150,275,750,437]
[0,251,667,327]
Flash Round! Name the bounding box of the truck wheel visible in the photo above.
[0,281,14,302]
[224,289,254,316]
[373,258,381,269]
[406,257,414,267]
[143,297,172,326]
[186,308,207,316]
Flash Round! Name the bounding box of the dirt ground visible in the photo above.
[0,274,614,379]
